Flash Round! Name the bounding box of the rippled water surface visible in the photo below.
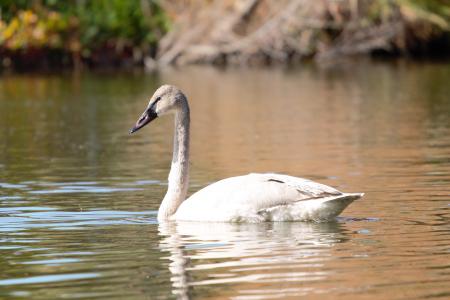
[0,61,449,299]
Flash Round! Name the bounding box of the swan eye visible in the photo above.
[149,97,161,110]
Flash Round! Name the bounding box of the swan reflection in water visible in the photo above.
[158,221,348,299]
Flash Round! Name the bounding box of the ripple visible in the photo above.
[21,258,80,265]
[0,196,23,201]
[0,273,99,286]
[0,180,153,196]
[28,186,143,194]
[0,209,156,232]
[0,182,28,189]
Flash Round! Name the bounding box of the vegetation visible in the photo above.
[158,0,450,66]
[0,0,168,69]
[0,0,449,70]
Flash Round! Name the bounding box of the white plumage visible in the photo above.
[130,85,363,223]
[176,173,362,222]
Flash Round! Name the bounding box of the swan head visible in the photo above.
[130,85,186,134]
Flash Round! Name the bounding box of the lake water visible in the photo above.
[0,60,449,299]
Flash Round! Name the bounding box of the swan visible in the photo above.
[130,85,363,222]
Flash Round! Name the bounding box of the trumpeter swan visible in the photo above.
[130,85,363,222]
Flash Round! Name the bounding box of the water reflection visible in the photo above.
[159,221,347,299]
[0,60,449,299]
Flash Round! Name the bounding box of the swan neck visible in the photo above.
[158,102,190,221]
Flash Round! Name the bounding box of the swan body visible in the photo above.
[130,85,363,223]
[176,173,362,222]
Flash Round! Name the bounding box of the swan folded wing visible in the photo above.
[249,173,342,209]
[252,174,350,222]
[259,173,341,198]
[175,173,344,221]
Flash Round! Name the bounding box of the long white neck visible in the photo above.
[158,101,190,221]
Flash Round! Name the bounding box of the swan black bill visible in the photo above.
[129,109,158,134]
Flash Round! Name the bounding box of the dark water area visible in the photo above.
[0,60,449,299]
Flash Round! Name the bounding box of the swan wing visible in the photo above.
[255,173,342,199]
[173,173,354,222]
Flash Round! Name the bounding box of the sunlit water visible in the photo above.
[0,60,449,299]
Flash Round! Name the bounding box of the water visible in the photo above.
[0,60,449,299]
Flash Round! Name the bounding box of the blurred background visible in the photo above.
[0,0,449,70]
[0,1,449,300]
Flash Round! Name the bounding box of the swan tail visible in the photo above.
[286,192,364,222]
[331,192,364,203]
[315,192,364,221]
